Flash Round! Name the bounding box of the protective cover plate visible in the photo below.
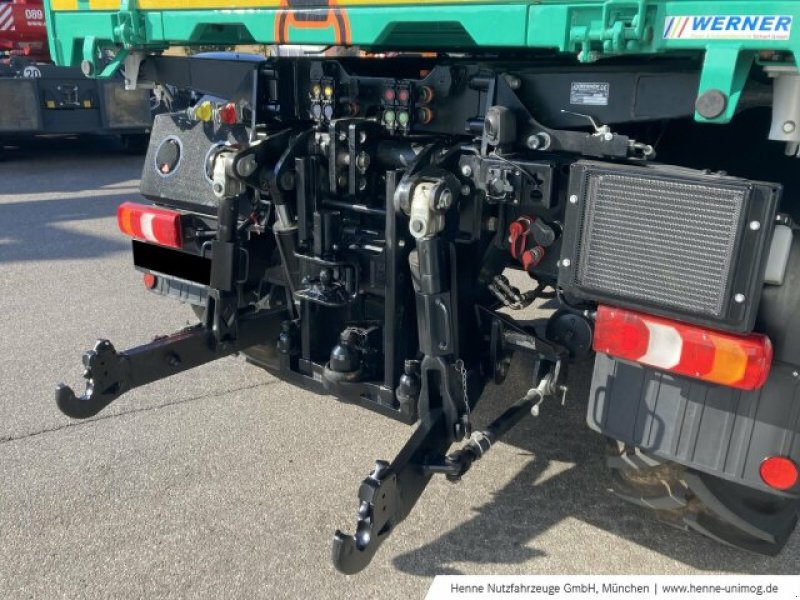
[140,113,250,213]
[101,82,152,129]
[0,79,41,132]
[588,353,800,497]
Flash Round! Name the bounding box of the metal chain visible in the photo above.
[454,359,470,416]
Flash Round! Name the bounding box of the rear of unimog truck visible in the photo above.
[47,0,800,571]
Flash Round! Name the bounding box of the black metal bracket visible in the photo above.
[331,364,564,573]
[332,410,450,574]
[55,307,286,420]
[331,303,571,573]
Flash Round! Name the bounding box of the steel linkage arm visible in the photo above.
[332,409,450,575]
[55,307,285,419]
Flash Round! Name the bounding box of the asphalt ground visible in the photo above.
[0,137,797,599]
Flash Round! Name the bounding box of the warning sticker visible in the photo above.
[664,15,792,40]
[570,82,610,107]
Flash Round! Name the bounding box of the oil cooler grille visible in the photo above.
[561,162,780,333]
[579,174,744,317]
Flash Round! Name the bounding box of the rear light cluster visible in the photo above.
[142,273,158,290]
[117,202,183,250]
[760,457,799,491]
[593,305,773,391]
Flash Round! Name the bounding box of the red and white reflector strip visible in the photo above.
[593,305,773,391]
[117,202,183,249]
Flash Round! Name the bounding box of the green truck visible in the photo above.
[48,0,800,572]
[0,0,153,157]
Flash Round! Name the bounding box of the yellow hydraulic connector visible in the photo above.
[194,100,214,123]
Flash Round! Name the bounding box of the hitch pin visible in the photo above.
[528,374,568,417]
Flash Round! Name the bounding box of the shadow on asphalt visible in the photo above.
[0,194,131,263]
[393,359,799,576]
[0,136,145,263]
[0,136,145,194]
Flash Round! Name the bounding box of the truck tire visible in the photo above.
[606,440,799,556]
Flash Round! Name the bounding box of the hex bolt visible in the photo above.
[749,221,762,231]
[436,189,454,210]
[236,155,257,178]
[569,194,579,204]
[561,259,572,268]
[461,164,473,177]
[527,135,542,150]
[784,121,797,134]
[527,132,551,151]
[356,152,371,172]
[734,293,746,303]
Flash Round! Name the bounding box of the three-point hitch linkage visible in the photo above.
[331,322,567,574]
[56,301,567,573]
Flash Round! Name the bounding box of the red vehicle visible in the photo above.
[0,0,152,155]
[0,0,49,61]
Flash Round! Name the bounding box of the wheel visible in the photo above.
[119,133,151,155]
[606,440,799,556]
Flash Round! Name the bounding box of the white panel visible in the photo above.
[140,213,158,243]
[641,322,683,369]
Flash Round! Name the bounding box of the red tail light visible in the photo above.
[593,306,773,391]
[117,202,183,249]
[760,456,799,491]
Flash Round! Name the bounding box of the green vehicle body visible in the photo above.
[41,1,800,123]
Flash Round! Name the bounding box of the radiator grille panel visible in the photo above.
[576,173,746,318]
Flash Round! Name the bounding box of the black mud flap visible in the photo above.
[588,353,800,497]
